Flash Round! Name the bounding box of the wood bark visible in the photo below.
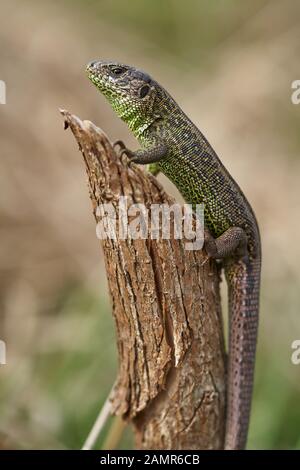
[61,110,226,450]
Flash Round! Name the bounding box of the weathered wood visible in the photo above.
[61,110,226,450]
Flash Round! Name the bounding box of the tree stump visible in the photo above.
[61,110,226,450]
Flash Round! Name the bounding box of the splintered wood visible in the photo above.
[61,110,226,450]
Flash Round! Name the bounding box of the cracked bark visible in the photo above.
[61,110,226,450]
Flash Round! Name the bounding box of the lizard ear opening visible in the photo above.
[139,84,150,98]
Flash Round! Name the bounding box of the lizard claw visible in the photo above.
[119,148,135,166]
[113,140,126,151]
[128,157,138,168]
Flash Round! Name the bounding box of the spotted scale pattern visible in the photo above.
[87,61,261,450]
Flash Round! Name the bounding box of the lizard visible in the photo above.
[86,60,261,450]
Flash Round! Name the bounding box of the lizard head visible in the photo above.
[86,60,162,137]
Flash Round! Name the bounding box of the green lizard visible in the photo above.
[86,60,261,450]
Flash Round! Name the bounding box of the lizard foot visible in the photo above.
[119,148,138,167]
[113,140,126,151]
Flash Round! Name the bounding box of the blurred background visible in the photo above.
[0,0,300,449]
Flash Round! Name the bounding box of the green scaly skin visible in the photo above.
[87,60,261,450]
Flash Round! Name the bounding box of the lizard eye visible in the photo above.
[139,84,150,98]
[111,66,126,76]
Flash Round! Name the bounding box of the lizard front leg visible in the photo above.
[114,139,167,175]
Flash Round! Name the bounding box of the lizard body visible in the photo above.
[86,60,261,450]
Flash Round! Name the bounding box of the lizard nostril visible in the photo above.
[87,60,98,70]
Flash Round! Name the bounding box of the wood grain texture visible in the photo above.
[61,110,226,450]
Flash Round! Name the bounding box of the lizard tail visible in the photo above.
[224,256,261,450]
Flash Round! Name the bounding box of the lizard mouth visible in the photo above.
[86,62,97,77]
[86,62,104,90]
[86,60,102,80]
